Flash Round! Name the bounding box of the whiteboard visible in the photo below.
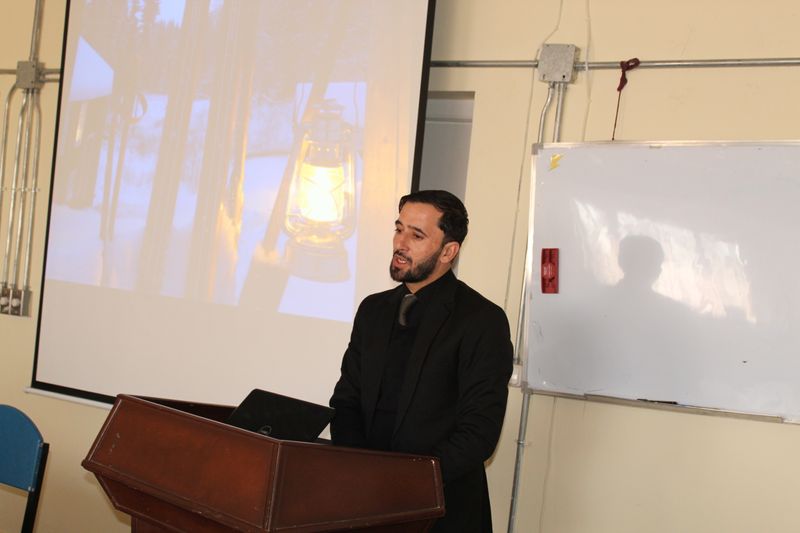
[524,142,800,421]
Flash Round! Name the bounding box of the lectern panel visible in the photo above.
[272,443,443,529]
[84,395,444,532]
[86,397,275,527]
[104,478,226,533]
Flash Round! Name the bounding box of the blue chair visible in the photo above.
[0,405,49,533]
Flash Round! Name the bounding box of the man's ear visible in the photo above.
[439,241,460,265]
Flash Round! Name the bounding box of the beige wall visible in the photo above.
[0,2,130,532]
[430,1,800,532]
[2,0,800,532]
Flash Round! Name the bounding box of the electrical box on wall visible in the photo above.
[538,44,579,83]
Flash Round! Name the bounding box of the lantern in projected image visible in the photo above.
[284,101,356,281]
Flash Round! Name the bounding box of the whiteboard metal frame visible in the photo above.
[528,388,785,424]
[524,139,800,420]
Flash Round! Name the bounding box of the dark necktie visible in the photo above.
[398,293,417,326]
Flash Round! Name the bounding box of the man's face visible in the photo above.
[390,202,458,291]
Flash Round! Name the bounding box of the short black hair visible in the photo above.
[398,190,469,245]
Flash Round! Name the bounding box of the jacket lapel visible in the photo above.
[362,286,405,429]
[392,277,457,436]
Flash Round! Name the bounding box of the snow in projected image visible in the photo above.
[47,1,374,322]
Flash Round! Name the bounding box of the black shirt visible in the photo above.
[367,270,455,450]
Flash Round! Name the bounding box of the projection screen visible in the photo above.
[34,0,435,406]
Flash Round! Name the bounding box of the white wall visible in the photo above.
[430,1,800,532]
[2,1,800,532]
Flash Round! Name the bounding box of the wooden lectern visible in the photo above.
[82,395,444,532]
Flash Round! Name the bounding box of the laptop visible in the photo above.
[226,389,334,443]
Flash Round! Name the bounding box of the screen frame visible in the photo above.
[31,0,438,405]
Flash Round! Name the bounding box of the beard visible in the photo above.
[389,247,442,284]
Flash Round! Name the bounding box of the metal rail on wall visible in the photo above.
[435,49,800,533]
[433,56,800,69]
[0,0,60,317]
[433,54,800,142]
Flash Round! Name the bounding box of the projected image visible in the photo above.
[38,0,428,404]
[48,0,379,321]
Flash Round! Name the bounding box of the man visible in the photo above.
[330,190,514,532]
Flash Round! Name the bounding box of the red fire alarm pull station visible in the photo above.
[541,248,559,293]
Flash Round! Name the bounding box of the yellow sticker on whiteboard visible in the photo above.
[549,154,562,170]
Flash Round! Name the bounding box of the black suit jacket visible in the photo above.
[330,272,514,532]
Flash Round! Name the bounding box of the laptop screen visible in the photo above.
[226,389,334,442]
